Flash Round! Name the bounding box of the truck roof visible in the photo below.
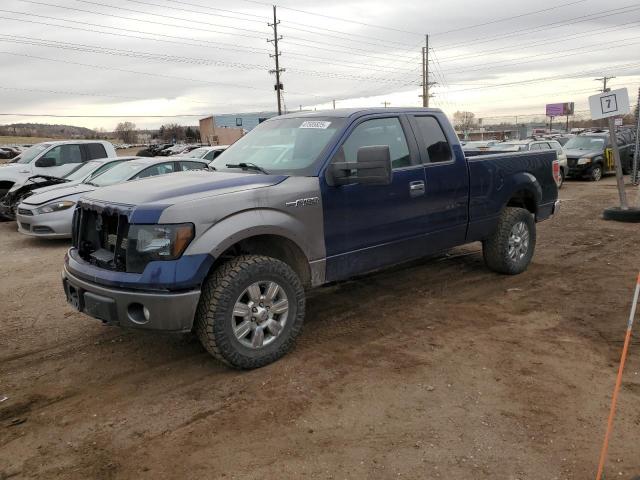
[277,107,444,119]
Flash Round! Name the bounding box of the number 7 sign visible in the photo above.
[589,88,630,120]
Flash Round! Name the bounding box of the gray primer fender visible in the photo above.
[158,176,327,285]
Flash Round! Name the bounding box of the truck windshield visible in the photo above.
[563,136,606,150]
[15,143,50,164]
[210,117,345,175]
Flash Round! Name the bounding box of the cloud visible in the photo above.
[0,0,638,129]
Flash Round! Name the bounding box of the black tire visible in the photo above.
[483,207,536,275]
[602,207,640,223]
[195,255,305,369]
[590,164,603,182]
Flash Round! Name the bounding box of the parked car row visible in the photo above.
[0,139,226,239]
[462,128,637,186]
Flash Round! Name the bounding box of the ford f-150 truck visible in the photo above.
[62,108,559,369]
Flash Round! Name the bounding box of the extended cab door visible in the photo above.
[322,115,427,282]
[407,114,469,247]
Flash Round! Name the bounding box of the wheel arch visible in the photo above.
[213,233,312,287]
[503,173,541,216]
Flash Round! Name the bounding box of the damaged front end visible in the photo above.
[0,175,70,219]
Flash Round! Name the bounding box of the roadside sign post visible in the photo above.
[589,88,631,210]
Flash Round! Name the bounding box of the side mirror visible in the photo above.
[329,145,393,186]
[35,157,56,167]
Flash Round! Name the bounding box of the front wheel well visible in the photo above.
[212,234,311,287]
[506,189,537,215]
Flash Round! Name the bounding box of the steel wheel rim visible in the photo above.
[508,221,530,261]
[231,280,289,349]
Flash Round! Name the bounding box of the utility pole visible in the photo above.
[595,76,615,93]
[420,35,436,107]
[268,5,284,115]
[381,101,391,108]
[332,99,336,110]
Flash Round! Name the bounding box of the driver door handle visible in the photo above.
[409,180,425,197]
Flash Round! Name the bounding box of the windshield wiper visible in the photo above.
[84,181,98,186]
[225,162,269,175]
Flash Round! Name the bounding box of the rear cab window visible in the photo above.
[410,116,453,163]
[85,143,108,160]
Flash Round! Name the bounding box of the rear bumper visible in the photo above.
[62,265,201,332]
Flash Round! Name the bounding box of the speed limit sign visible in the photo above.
[589,88,631,120]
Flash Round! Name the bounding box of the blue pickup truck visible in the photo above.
[62,108,559,368]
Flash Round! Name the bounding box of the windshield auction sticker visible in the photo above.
[300,121,331,129]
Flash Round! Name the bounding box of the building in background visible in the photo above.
[212,112,278,131]
[199,116,244,145]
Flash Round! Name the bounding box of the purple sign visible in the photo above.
[546,103,565,116]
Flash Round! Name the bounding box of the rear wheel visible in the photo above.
[483,207,536,275]
[195,255,305,369]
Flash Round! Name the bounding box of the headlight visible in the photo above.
[126,223,194,271]
[34,200,75,214]
[577,158,592,165]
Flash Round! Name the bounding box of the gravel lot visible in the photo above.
[1,177,640,479]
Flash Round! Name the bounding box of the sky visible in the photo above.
[1,0,640,130]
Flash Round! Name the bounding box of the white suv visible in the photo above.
[0,140,117,199]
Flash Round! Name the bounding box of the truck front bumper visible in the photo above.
[62,265,201,332]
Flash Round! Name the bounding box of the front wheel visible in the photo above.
[195,255,305,369]
[483,207,536,275]
[590,164,603,182]
[558,169,565,189]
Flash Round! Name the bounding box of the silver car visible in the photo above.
[16,157,209,238]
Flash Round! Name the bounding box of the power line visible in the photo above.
[235,0,424,36]
[0,13,417,74]
[0,85,202,104]
[436,19,640,63]
[437,4,640,51]
[439,35,640,75]
[14,0,267,40]
[431,0,587,36]
[443,61,640,94]
[0,33,422,85]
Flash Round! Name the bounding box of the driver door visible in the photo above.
[322,115,427,282]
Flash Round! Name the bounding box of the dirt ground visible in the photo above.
[1,177,640,480]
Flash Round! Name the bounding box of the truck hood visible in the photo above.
[82,171,288,207]
[564,148,602,159]
[0,162,32,181]
[23,183,96,206]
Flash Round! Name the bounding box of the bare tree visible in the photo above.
[160,123,186,142]
[115,121,137,143]
[453,111,477,134]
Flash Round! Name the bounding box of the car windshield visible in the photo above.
[210,117,345,174]
[563,136,606,150]
[88,162,144,187]
[184,147,208,158]
[489,143,526,151]
[16,143,50,164]
[64,161,101,181]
